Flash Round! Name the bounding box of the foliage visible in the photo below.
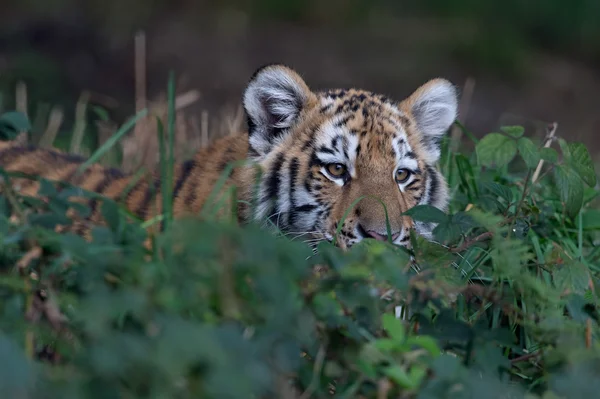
[1,93,600,398]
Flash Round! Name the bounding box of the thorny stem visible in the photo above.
[450,231,493,253]
[510,351,541,365]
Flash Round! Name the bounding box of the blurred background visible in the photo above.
[1,0,599,168]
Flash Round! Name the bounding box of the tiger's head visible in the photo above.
[241,64,458,249]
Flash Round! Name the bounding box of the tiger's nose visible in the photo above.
[358,224,401,242]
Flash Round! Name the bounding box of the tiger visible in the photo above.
[0,64,458,249]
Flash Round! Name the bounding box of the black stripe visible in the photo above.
[184,160,205,207]
[425,165,439,204]
[316,146,335,155]
[405,179,420,190]
[294,204,317,213]
[172,160,195,200]
[320,104,333,113]
[137,177,161,219]
[266,152,285,200]
[217,147,236,173]
[287,157,300,226]
[87,168,125,219]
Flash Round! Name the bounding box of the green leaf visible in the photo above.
[403,205,448,224]
[451,212,479,233]
[0,111,31,140]
[37,178,58,198]
[476,133,517,167]
[501,125,525,138]
[382,313,405,342]
[558,138,571,159]
[91,105,110,122]
[554,261,590,294]
[553,165,584,218]
[0,333,36,397]
[101,200,121,233]
[540,147,558,163]
[432,221,462,244]
[383,365,418,388]
[405,336,441,357]
[373,338,401,352]
[577,210,600,230]
[481,181,513,203]
[567,142,597,187]
[517,137,540,169]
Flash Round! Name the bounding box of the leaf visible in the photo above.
[101,200,121,233]
[403,205,448,224]
[384,365,419,388]
[373,338,401,352]
[553,165,584,218]
[433,221,463,244]
[472,341,512,374]
[37,178,58,198]
[481,182,513,203]
[501,125,525,138]
[517,137,540,169]
[382,313,405,342]
[577,209,600,230]
[554,261,591,294]
[476,133,517,167]
[91,105,110,121]
[558,138,571,159]
[567,142,597,187]
[540,147,558,163]
[0,111,31,139]
[0,333,36,397]
[405,336,441,357]
[28,213,71,229]
[451,212,479,233]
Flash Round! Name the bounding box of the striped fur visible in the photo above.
[0,64,458,249]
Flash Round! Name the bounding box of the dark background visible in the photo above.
[1,0,599,157]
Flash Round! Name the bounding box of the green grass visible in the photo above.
[1,78,600,398]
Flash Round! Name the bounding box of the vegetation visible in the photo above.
[1,75,600,398]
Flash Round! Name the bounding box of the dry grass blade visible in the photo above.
[39,106,64,148]
[532,122,558,184]
[69,91,90,154]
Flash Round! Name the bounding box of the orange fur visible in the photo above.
[0,64,458,248]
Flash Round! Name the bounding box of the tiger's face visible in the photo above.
[242,64,458,249]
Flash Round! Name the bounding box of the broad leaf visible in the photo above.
[501,125,525,138]
[517,137,540,169]
[382,313,405,341]
[403,205,448,224]
[553,165,584,218]
[554,261,591,295]
[476,133,517,167]
[481,181,513,203]
[567,142,596,187]
[0,111,31,140]
[540,147,559,163]
[577,209,600,230]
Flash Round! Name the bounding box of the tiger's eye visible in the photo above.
[395,168,411,183]
[327,163,347,177]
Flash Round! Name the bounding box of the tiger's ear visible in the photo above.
[243,64,315,159]
[401,78,458,163]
